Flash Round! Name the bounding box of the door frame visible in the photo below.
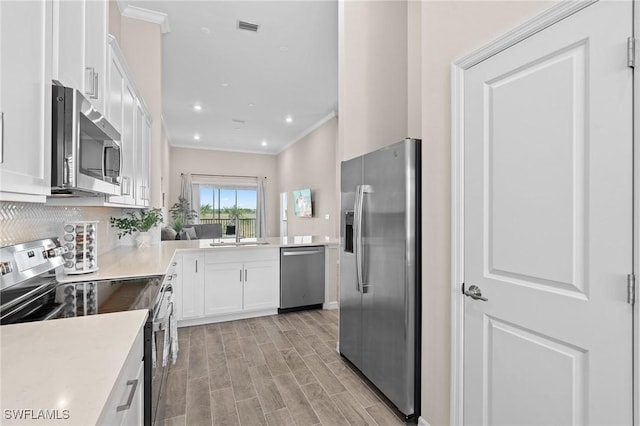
[448,0,637,424]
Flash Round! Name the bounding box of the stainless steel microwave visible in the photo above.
[51,85,122,196]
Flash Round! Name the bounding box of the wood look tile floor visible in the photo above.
[162,310,406,426]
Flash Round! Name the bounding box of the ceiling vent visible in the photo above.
[238,20,259,32]
[231,118,246,124]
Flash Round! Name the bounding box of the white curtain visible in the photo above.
[256,178,267,238]
[180,173,199,224]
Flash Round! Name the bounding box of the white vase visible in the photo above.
[119,233,137,246]
[136,231,152,248]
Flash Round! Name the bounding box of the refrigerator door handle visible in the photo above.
[354,185,362,293]
[355,185,371,294]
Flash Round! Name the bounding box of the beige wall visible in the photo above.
[169,148,279,237]
[108,0,121,41]
[420,1,554,425]
[407,0,422,138]
[276,117,339,239]
[338,0,408,162]
[120,17,165,211]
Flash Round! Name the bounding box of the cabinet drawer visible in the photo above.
[98,325,144,425]
[205,247,279,264]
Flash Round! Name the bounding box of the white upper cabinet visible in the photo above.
[107,41,136,205]
[84,0,107,113]
[52,0,107,113]
[134,101,151,207]
[0,0,52,202]
[51,0,84,90]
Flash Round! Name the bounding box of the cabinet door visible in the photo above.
[84,0,107,113]
[107,46,124,133]
[120,360,144,426]
[0,0,52,202]
[142,118,151,207]
[180,253,204,320]
[243,260,279,311]
[109,77,136,205]
[134,101,150,207]
[204,263,244,316]
[121,84,136,205]
[51,0,84,89]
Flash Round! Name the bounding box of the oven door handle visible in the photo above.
[42,303,68,321]
[153,296,173,332]
[0,281,59,321]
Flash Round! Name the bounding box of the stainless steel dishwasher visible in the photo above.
[279,246,325,313]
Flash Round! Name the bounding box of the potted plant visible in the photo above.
[171,217,184,240]
[169,197,198,239]
[110,208,163,247]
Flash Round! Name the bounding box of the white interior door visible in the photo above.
[462,1,633,424]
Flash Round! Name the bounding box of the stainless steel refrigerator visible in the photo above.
[339,138,421,421]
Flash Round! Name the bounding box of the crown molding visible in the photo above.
[277,110,337,154]
[121,5,171,34]
[115,0,127,14]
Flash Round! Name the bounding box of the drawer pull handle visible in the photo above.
[116,379,138,412]
[282,250,323,256]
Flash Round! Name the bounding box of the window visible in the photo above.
[199,186,257,237]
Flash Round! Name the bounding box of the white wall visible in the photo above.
[276,117,339,239]
[168,148,279,237]
[419,1,555,424]
[338,0,409,162]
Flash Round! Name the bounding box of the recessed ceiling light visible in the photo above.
[248,103,255,107]
[194,134,201,141]
[221,83,229,87]
[193,104,202,111]
[285,116,293,123]
[200,27,211,35]
[261,140,267,147]
[279,46,289,52]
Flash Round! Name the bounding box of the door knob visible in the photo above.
[464,284,488,301]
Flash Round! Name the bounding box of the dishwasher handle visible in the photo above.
[282,250,323,256]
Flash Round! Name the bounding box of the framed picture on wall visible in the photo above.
[293,189,313,218]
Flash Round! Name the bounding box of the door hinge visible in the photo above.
[628,37,636,68]
[627,273,636,305]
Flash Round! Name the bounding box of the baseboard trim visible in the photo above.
[417,416,431,426]
[323,301,339,310]
[177,309,277,327]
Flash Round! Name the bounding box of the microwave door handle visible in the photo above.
[64,89,77,187]
[102,143,107,181]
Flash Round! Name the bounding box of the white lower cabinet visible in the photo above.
[176,248,279,324]
[98,324,144,426]
[243,261,279,311]
[179,252,204,320]
[204,262,244,316]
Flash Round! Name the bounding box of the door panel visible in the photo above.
[339,156,363,367]
[204,262,243,316]
[244,261,278,311]
[463,1,632,424]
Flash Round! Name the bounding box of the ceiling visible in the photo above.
[126,1,338,155]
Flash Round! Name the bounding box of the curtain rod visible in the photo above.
[181,173,267,179]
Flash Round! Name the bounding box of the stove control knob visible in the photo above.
[0,262,13,275]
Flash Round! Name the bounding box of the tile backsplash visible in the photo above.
[0,202,126,252]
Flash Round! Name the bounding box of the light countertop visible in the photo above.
[58,236,338,283]
[0,310,148,425]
